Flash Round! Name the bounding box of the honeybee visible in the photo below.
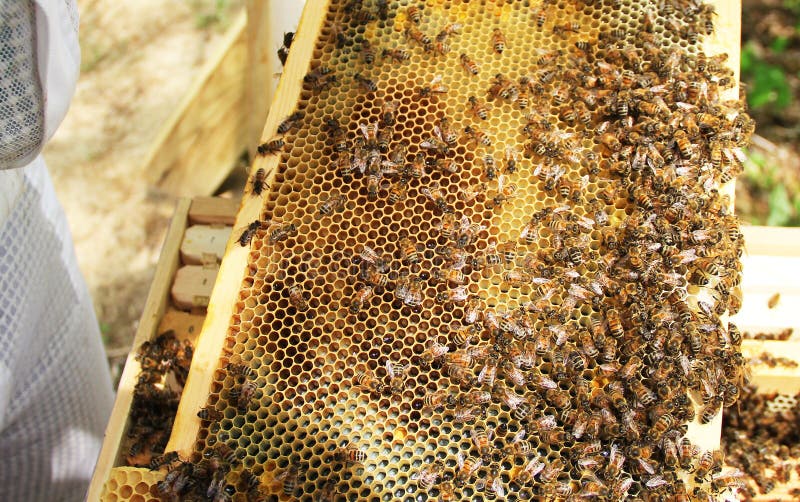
[424,389,451,410]
[380,100,399,127]
[382,47,410,63]
[414,460,444,490]
[231,379,257,410]
[237,219,267,246]
[149,451,181,471]
[694,450,715,482]
[256,138,285,156]
[476,466,505,498]
[491,73,519,101]
[360,39,376,65]
[324,117,348,152]
[452,404,484,424]
[269,222,297,244]
[700,396,722,424]
[553,21,580,37]
[288,285,309,311]
[539,458,564,483]
[491,28,506,53]
[433,33,450,56]
[354,368,383,393]
[349,285,374,313]
[333,442,367,465]
[418,74,448,98]
[318,192,346,216]
[468,96,490,120]
[482,154,498,181]
[276,465,303,496]
[405,26,432,51]
[421,183,451,214]
[532,6,547,28]
[385,360,408,394]
[406,6,421,24]
[511,455,545,486]
[493,384,527,410]
[277,31,293,66]
[463,125,491,147]
[388,180,408,204]
[421,340,450,367]
[197,406,223,422]
[455,453,483,487]
[353,72,377,93]
[471,426,494,461]
[304,66,336,92]
[420,135,451,156]
[277,111,304,134]
[460,53,479,75]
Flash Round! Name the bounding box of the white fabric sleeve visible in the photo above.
[34,0,80,142]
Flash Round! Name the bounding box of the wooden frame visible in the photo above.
[88,197,238,501]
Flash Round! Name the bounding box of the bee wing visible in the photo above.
[433,125,444,142]
[491,477,505,496]
[512,427,526,443]
[385,360,395,378]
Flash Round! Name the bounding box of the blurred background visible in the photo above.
[42,0,800,381]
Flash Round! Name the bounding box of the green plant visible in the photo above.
[740,42,792,110]
[743,149,800,226]
[193,0,230,29]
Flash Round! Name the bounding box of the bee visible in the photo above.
[460,53,479,75]
[493,384,527,410]
[388,180,408,204]
[414,460,444,490]
[230,379,257,410]
[420,134,451,156]
[532,7,547,28]
[276,465,303,496]
[476,466,505,498]
[648,412,674,442]
[515,78,530,110]
[606,308,624,338]
[256,138,285,156]
[452,404,484,424]
[197,406,223,422]
[424,389,451,410]
[463,125,491,148]
[491,73,519,101]
[491,28,506,54]
[471,427,494,461]
[700,396,722,424]
[421,340,450,367]
[380,99,399,127]
[354,368,383,394]
[433,32,450,56]
[237,219,267,246]
[333,442,367,465]
[421,183,450,214]
[405,26,432,51]
[553,21,580,37]
[418,75,448,98]
[318,192,346,216]
[277,111,304,134]
[149,451,180,471]
[382,47,410,64]
[694,450,715,482]
[288,285,309,311]
[628,380,656,406]
[354,72,377,92]
[455,453,483,487]
[433,118,458,147]
[304,66,336,91]
[482,154,498,181]
[324,118,348,152]
[539,458,564,484]
[277,31,294,66]
[467,96,490,120]
[360,40,376,65]
[406,5,421,24]
[269,223,297,244]
[385,360,408,394]
[545,388,571,409]
[349,285,374,313]
[673,129,694,159]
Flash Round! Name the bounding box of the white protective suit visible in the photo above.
[0,1,114,500]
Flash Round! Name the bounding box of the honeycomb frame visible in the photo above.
[107,0,753,500]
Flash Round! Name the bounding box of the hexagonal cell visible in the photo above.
[105,1,755,501]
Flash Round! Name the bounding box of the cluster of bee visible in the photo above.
[180,0,757,500]
[744,327,794,341]
[746,351,799,369]
[722,384,800,499]
[125,330,193,466]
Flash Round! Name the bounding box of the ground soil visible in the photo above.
[42,0,245,381]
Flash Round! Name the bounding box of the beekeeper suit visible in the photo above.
[1,1,113,500]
